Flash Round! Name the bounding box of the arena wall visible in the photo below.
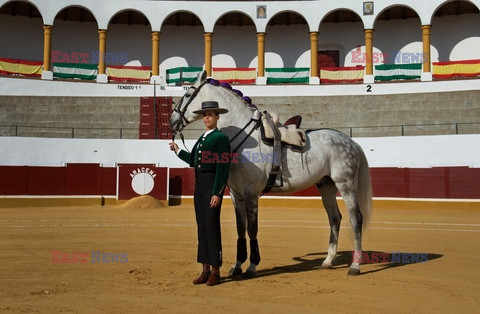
[1,1,479,208]
[0,135,479,208]
[1,78,480,139]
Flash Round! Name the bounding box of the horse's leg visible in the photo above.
[317,182,342,269]
[244,193,260,278]
[228,194,248,277]
[336,182,363,276]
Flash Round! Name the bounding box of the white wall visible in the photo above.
[1,135,479,168]
[1,75,480,97]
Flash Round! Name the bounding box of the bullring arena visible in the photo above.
[1,0,480,313]
[1,198,479,312]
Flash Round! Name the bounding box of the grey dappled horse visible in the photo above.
[170,71,372,276]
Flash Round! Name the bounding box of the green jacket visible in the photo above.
[178,128,231,196]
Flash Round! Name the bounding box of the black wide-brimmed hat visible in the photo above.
[193,101,229,114]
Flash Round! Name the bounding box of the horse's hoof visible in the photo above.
[228,267,242,277]
[320,263,333,269]
[243,270,256,279]
[348,268,361,276]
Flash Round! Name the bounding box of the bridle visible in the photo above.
[171,79,261,153]
[172,81,208,133]
[171,81,208,150]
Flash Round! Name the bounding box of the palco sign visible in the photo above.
[117,164,168,200]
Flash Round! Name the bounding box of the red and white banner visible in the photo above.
[320,66,364,84]
[0,58,43,77]
[212,67,256,84]
[107,65,151,82]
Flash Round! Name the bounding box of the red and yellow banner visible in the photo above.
[0,58,42,77]
[106,65,151,82]
[433,59,480,79]
[320,66,364,84]
[212,68,256,84]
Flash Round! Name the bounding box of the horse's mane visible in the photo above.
[206,78,258,112]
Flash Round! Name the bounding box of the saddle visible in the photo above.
[260,112,306,151]
[260,111,306,194]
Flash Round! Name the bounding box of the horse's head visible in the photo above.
[170,70,209,135]
[170,70,258,141]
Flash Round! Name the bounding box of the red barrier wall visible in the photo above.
[0,166,28,195]
[0,164,117,196]
[370,168,409,198]
[168,167,480,199]
[0,165,479,199]
[65,164,103,195]
[27,166,66,195]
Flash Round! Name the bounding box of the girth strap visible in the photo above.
[261,111,283,194]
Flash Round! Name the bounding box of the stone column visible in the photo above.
[41,25,53,80]
[256,32,266,85]
[421,25,433,81]
[364,29,374,83]
[309,31,319,84]
[204,32,213,77]
[151,31,160,84]
[97,29,108,83]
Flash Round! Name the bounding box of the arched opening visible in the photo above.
[52,6,97,64]
[266,11,308,68]
[210,12,256,84]
[160,11,204,84]
[0,1,43,61]
[213,12,256,68]
[319,9,364,69]
[107,10,151,67]
[374,6,422,65]
[432,0,480,61]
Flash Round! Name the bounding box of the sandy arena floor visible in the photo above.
[1,197,479,313]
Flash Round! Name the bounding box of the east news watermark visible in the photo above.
[52,251,128,263]
[51,50,129,64]
[352,251,429,264]
[200,151,281,164]
[351,51,430,64]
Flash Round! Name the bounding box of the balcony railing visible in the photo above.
[1,122,479,139]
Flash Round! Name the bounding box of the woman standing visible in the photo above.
[169,101,231,286]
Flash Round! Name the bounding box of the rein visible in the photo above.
[230,110,261,154]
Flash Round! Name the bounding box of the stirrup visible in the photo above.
[270,170,283,188]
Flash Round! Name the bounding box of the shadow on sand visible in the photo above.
[223,250,443,282]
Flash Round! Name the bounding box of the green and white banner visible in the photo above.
[265,67,309,84]
[375,63,422,81]
[53,63,98,80]
[166,67,203,84]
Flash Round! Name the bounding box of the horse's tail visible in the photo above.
[357,147,373,231]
